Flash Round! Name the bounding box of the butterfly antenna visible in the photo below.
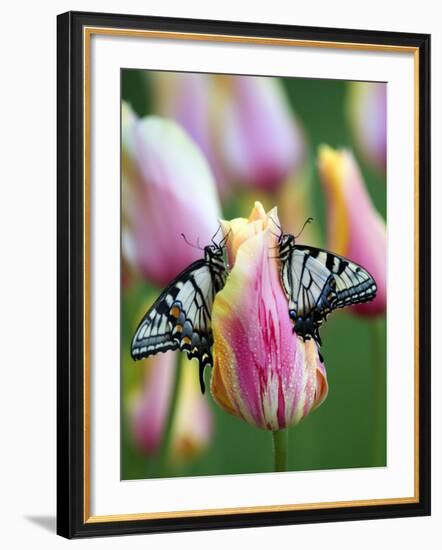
[219,228,231,247]
[267,216,283,248]
[181,233,204,251]
[211,224,222,245]
[269,214,282,233]
[268,215,284,246]
[294,217,314,239]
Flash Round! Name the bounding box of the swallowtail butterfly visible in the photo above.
[131,239,227,394]
[277,222,377,345]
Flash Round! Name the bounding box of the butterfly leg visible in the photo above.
[314,327,322,346]
[199,363,206,394]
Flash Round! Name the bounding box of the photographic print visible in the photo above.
[121,70,387,481]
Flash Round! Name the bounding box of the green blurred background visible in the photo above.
[121,70,386,480]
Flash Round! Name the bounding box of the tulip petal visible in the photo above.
[221,201,275,266]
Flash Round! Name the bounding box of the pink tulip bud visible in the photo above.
[152,73,229,196]
[169,360,214,462]
[130,354,213,460]
[130,353,175,455]
[121,100,139,294]
[210,202,328,430]
[347,82,386,173]
[318,146,386,316]
[122,112,222,287]
[220,77,305,192]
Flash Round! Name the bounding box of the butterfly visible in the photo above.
[277,219,377,345]
[131,236,228,394]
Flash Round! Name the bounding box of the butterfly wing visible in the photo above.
[281,244,377,343]
[131,259,226,393]
[295,245,377,309]
[281,248,337,342]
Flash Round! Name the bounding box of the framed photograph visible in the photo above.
[57,11,431,538]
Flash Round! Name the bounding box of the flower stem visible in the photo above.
[272,429,288,472]
[157,355,183,476]
[371,319,386,466]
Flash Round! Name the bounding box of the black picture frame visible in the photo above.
[57,10,431,539]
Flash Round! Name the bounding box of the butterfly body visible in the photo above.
[278,233,377,344]
[131,243,227,393]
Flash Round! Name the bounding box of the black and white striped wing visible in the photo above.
[295,245,377,309]
[131,260,224,392]
[281,248,337,341]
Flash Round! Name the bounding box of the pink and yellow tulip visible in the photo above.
[121,105,222,287]
[210,202,328,430]
[318,145,386,316]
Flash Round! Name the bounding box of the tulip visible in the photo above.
[169,359,214,462]
[121,102,139,283]
[130,352,175,455]
[220,76,305,192]
[122,111,222,287]
[318,146,386,315]
[276,172,322,247]
[121,224,137,289]
[130,353,213,460]
[152,73,229,196]
[210,202,328,430]
[347,82,387,173]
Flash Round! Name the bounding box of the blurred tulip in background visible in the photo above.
[277,173,322,247]
[130,354,213,462]
[169,359,214,462]
[220,77,305,192]
[130,353,175,455]
[347,82,386,173]
[152,73,305,194]
[121,110,222,286]
[152,73,229,196]
[318,145,386,316]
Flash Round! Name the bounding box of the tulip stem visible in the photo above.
[272,429,288,472]
[157,355,183,476]
[371,319,386,466]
